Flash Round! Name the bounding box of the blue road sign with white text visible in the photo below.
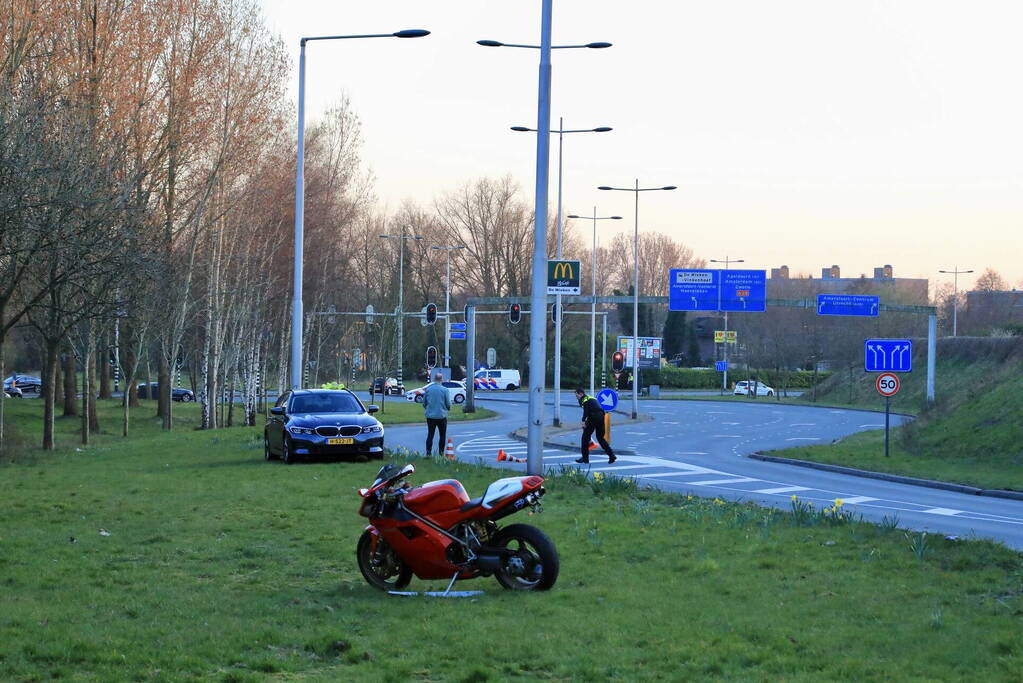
[668,269,719,311]
[715,360,728,372]
[864,339,912,372]
[449,331,466,341]
[719,270,767,312]
[449,322,467,331]
[818,294,879,317]
[597,388,619,411]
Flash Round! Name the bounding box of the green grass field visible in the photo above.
[775,337,1023,491]
[2,400,1021,680]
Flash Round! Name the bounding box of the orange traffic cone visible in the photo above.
[497,450,507,462]
[445,438,456,460]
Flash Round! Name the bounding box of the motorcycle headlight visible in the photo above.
[288,426,315,435]
[361,424,382,434]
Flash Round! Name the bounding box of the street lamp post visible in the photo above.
[290,29,430,390]
[478,16,610,474]
[432,244,466,367]
[938,267,973,337]
[380,230,423,392]
[709,256,744,394]
[598,181,676,419]
[512,121,611,425]
[568,210,621,396]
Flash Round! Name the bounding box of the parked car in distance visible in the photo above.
[733,380,775,397]
[264,388,384,464]
[4,374,41,394]
[4,386,23,398]
[371,376,404,396]
[473,368,521,390]
[136,383,196,402]
[406,380,466,404]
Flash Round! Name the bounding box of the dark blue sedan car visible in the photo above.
[264,389,384,464]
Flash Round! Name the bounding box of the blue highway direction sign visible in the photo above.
[449,331,466,341]
[449,322,467,331]
[864,339,912,372]
[817,294,879,317]
[668,269,719,311]
[715,360,728,372]
[719,270,767,312]
[597,388,619,411]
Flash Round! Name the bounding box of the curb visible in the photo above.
[750,453,1023,501]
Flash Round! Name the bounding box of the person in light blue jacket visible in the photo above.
[422,372,451,456]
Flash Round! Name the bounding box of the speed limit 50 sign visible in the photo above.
[875,372,901,397]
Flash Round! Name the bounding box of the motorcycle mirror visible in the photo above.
[399,463,415,478]
[358,488,369,497]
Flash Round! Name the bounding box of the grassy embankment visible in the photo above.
[776,336,1023,491]
[1,400,1021,680]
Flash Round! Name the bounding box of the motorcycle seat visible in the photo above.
[459,496,484,512]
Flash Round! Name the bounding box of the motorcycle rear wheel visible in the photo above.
[357,530,412,591]
[491,523,559,591]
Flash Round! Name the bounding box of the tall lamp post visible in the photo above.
[478,16,610,475]
[512,121,611,425]
[709,256,744,393]
[568,210,621,396]
[380,230,423,392]
[290,28,430,390]
[432,244,466,367]
[598,181,676,419]
[938,267,973,337]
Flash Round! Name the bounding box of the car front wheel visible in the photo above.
[454,394,465,404]
[281,437,296,465]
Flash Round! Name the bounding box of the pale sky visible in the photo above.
[261,1,1023,292]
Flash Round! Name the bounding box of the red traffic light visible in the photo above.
[611,351,626,373]
[425,303,437,324]
[509,303,521,324]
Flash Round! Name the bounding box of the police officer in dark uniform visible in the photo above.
[574,388,616,465]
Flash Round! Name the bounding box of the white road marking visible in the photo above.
[789,423,815,427]
[626,432,648,435]
[663,421,680,425]
[677,451,708,455]
[785,437,821,441]
[712,435,742,438]
[923,508,962,516]
[590,464,656,472]
[688,477,758,486]
[859,424,884,428]
[707,411,732,415]
[721,422,741,425]
[753,486,810,494]
[841,496,878,505]
[638,472,709,479]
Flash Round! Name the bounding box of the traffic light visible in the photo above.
[551,303,562,324]
[509,303,521,324]
[425,303,437,325]
[611,351,626,373]
[426,346,438,369]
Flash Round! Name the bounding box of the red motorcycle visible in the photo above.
[356,463,559,592]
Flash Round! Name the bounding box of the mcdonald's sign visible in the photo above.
[546,259,581,295]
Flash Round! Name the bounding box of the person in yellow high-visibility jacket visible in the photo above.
[320,381,346,390]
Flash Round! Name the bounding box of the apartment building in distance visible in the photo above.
[767,264,929,304]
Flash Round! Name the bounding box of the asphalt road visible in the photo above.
[385,393,1023,550]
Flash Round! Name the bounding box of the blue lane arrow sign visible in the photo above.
[818,294,879,317]
[597,388,619,411]
[719,270,767,312]
[864,339,912,372]
[668,269,719,311]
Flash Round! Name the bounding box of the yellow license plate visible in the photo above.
[327,438,354,445]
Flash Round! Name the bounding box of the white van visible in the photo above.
[474,368,521,390]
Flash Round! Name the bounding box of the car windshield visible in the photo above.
[290,393,363,414]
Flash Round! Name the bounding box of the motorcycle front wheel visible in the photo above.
[491,523,559,591]
[357,530,412,591]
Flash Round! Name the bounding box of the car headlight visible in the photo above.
[361,424,382,434]
[288,426,315,435]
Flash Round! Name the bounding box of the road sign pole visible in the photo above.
[465,305,476,413]
[885,395,891,458]
[927,314,936,405]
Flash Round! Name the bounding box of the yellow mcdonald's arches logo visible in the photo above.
[552,261,575,280]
